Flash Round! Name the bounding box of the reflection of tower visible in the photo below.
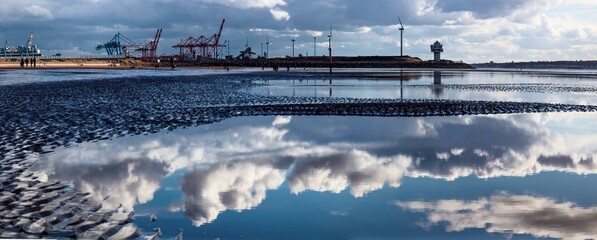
[430,41,443,62]
[433,70,441,85]
[432,70,443,98]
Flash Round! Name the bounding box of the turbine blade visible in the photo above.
[398,16,404,28]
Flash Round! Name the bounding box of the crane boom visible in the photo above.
[214,19,225,58]
[27,32,34,48]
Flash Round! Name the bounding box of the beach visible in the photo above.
[0,68,596,238]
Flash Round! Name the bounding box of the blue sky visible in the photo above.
[0,0,595,62]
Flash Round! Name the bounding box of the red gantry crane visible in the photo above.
[136,28,162,59]
[173,19,226,60]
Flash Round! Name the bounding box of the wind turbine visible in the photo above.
[266,35,270,59]
[398,16,405,56]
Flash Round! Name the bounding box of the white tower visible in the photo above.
[430,41,443,62]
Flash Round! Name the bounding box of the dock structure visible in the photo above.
[1,32,42,58]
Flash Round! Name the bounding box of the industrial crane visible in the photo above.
[136,28,162,59]
[172,19,226,60]
[96,33,140,56]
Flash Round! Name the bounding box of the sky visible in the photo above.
[0,0,595,63]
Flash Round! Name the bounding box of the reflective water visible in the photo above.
[250,70,597,105]
[35,113,597,239]
[0,68,258,86]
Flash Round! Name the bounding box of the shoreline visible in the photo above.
[1,60,596,78]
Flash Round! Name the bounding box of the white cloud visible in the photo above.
[272,116,292,126]
[25,4,54,20]
[436,152,450,160]
[182,161,286,226]
[395,193,597,239]
[269,7,290,21]
[450,148,465,156]
[288,150,412,197]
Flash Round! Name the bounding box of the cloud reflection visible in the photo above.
[395,194,597,239]
[181,160,288,226]
[38,113,597,228]
[288,150,411,197]
[39,158,168,211]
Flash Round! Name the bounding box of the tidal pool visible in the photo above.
[35,113,597,239]
[249,70,597,105]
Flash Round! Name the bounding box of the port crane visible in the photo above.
[172,19,226,59]
[136,28,162,59]
[96,33,140,56]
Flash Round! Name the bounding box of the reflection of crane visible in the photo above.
[398,16,405,56]
[96,33,140,56]
[172,19,226,60]
[136,28,162,59]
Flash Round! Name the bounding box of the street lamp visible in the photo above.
[291,38,295,57]
[314,37,316,56]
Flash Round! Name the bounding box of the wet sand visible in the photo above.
[0,73,596,238]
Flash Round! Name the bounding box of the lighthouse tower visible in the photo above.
[430,41,443,62]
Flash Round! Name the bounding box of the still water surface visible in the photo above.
[250,70,597,105]
[35,113,597,239]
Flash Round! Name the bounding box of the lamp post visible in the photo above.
[314,37,316,56]
[291,38,295,57]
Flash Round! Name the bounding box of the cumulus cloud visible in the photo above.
[288,150,412,197]
[269,8,290,21]
[181,160,287,226]
[37,158,168,211]
[395,193,597,239]
[37,113,597,227]
[272,116,292,126]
